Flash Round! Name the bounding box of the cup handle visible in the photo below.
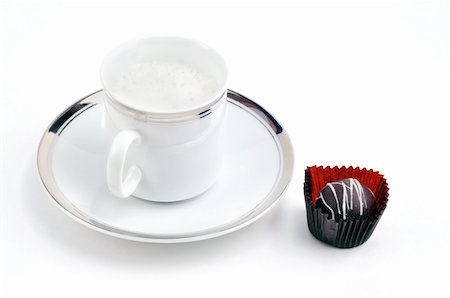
[107,130,142,198]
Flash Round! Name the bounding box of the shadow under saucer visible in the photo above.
[23,156,288,270]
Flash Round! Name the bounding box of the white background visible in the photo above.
[0,0,449,297]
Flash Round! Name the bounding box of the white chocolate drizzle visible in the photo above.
[318,178,370,220]
[318,192,335,220]
[326,183,341,215]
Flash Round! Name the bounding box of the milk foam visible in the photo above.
[114,60,219,112]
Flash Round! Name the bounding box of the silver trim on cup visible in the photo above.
[104,89,227,123]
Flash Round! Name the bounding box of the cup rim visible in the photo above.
[100,36,228,118]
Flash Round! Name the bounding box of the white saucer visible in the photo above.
[37,90,294,243]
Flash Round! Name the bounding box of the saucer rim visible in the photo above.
[37,90,294,243]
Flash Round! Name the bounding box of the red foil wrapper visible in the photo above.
[304,166,389,248]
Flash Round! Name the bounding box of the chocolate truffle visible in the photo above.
[304,166,389,248]
[315,178,377,221]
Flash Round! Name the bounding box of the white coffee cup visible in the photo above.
[100,37,228,202]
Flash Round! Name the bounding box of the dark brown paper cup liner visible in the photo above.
[304,166,389,248]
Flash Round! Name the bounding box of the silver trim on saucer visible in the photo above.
[37,90,294,243]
